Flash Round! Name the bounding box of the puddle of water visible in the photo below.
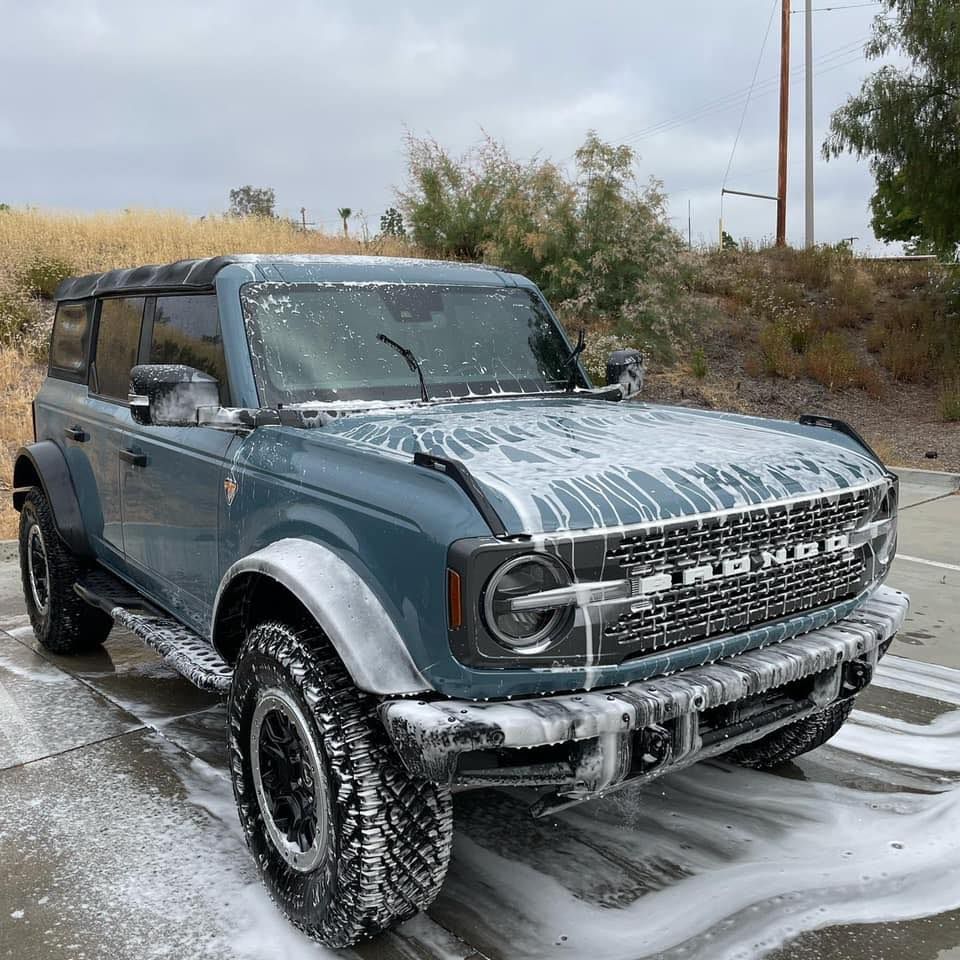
[430,656,960,960]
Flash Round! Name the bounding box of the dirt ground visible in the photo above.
[650,336,960,473]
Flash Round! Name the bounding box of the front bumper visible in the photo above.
[381,585,908,811]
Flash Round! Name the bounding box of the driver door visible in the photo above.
[120,294,237,631]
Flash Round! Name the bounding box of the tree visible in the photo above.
[228,185,276,218]
[337,207,352,238]
[823,1,960,258]
[398,130,692,353]
[379,207,406,237]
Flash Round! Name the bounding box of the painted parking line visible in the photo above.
[897,554,960,573]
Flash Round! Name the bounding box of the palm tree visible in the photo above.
[337,207,352,238]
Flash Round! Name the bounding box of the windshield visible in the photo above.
[241,282,587,405]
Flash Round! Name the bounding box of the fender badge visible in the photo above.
[224,476,238,506]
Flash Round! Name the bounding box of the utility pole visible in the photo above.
[300,206,307,231]
[688,199,692,250]
[776,0,791,246]
[804,0,814,247]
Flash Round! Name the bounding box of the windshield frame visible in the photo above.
[240,280,591,407]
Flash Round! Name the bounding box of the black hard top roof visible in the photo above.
[53,254,514,301]
[54,255,253,301]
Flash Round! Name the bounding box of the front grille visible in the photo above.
[603,487,879,655]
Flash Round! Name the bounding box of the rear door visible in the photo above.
[120,294,237,631]
[33,300,100,540]
[76,295,145,563]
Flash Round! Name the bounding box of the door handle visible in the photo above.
[64,425,88,442]
[119,448,148,468]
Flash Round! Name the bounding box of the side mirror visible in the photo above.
[129,364,220,427]
[605,349,645,399]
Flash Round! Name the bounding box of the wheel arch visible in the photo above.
[212,538,432,696]
[13,441,92,558]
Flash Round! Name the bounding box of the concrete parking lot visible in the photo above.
[1,469,958,960]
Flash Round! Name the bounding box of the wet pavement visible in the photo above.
[0,474,957,960]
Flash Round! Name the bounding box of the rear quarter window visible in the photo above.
[94,297,145,402]
[49,301,93,381]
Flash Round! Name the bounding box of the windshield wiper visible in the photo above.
[377,333,430,402]
[563,328,586,392]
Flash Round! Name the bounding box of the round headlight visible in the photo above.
[482,555,571,653]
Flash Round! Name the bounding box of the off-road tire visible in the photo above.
[18,487,112,654]
[728,697,855,769]
[227,619,453,948]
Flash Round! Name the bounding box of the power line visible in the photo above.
[792,2,880,11]
[723,0,779,190]
[619,35,869,144]
[664,50,865,197]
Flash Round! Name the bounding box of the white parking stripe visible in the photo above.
[896,554,960,573]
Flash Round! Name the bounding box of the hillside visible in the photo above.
[0,210,956,539]
[647,246,960,471]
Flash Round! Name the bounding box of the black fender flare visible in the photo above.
[13,441,93,558]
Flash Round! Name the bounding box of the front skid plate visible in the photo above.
[379,585,909,783]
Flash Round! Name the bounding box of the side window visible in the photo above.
[94,297,145,401]
[49,301,92,380]
[151,296,228,402]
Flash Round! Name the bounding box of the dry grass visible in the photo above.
[0,209,412,281]
[0,348,44,539]
[941,378,960,422]
[0,208,419,541]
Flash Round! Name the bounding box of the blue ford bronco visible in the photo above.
[14,255,908,946]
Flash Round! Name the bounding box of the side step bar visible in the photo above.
[74,570,233,694]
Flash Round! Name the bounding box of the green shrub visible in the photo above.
[19,255,76,299]
[400,131,693,357]
[757,323,801,378]
[691,348,708,379]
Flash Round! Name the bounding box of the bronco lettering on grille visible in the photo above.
[629,533,853,596]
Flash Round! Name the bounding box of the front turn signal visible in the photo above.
[447,569,462,630]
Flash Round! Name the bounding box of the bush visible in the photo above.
[400,131,693,356]
[777,244,854,289]
[0,281,37,345]
[854,364,885,399]
[19,255,76,299]
[756,323,801,378]
[691,348,708,379]
[865,322,886,354]
[826,274,875,327]
[805,332,859,388]
[940,379,960,422]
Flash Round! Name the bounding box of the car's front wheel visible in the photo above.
[728,697,855,769]
[18,487,113,654]
[227,619,453,948]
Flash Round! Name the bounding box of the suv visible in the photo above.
[14,255,907,947]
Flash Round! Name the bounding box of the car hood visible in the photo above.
[321,397,889,535]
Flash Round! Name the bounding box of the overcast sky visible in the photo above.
[1,0,899,250]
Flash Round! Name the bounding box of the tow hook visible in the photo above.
[638,724,672,772]
[842,659,873,695]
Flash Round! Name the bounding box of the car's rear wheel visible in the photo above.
[227,619,453,948]
[728,697,855,769]
[18,487,113,654]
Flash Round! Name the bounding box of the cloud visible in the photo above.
[0,0,895,248]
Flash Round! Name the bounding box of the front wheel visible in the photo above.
[728,698,855,769]
[227,619,453,948]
